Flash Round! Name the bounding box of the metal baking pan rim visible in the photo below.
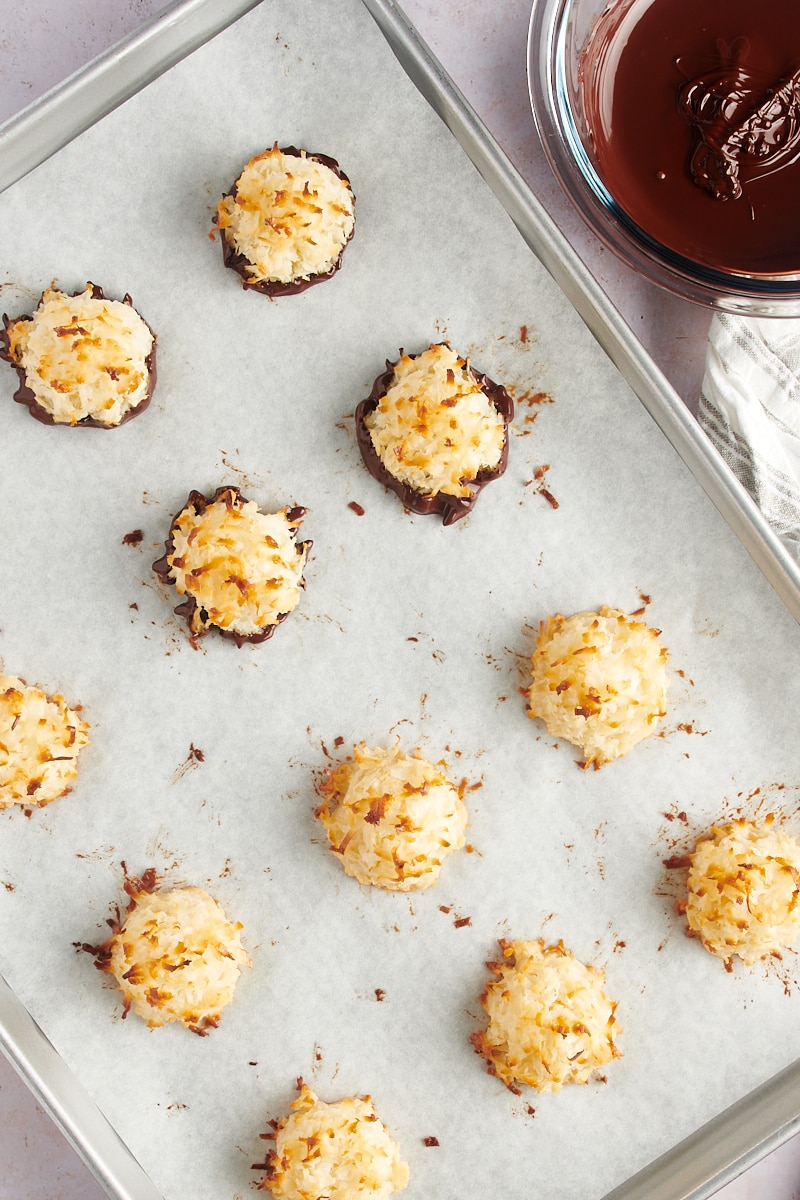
[0,969,162,1199]
[0,0,263,197]
[0,1,799,1198]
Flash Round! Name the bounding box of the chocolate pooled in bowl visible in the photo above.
[355,342,513,525]
[529,0,800,310]
[580,0,800,277]
[214,144,355,296]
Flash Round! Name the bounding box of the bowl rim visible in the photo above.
[526,0,800,315]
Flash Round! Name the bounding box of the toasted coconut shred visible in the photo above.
[260,1084,409,1200]
[0,673,89,808]
[217,146,355,285]
[364,344,506,498]
[315,743,468,891]
[4,286,154,425]
[526,606,668,766]
[680,817,800,966]
[105,885,250,1032]
[471,939,621,1094]
[163,488,308,639]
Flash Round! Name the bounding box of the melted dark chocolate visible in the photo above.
[215,146,355,296]
[0,284,157,428]
[679,56,800,201]
[153,485,311,647]
[354,346,514,527]
[582,0,800,274]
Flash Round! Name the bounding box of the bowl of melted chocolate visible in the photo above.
[529,0,800,312]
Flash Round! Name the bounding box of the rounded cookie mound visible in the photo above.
[215,144,355,295]
[0,673,89,808]
[355,343,513,525]
[153,485,311,645]
[315,743,468,891]
[526,606,668,767]
[680,817,800,967]
[260,1084,409,1200]
[1,284,155,427]
[471,938,621,1093]
[103,880,250,1032]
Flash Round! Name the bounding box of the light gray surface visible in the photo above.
[4,2,800,1200]
[0,0,172,124]
[0,0,262,194]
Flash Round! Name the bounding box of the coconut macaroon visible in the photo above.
[0,673,89,808]
[1,284,156,427]
[471,939,622,1094]
[258,1084,409,1200]
[314,743,469,891]
[355,343,514,525]
[153,485,311,646]
[526,606,668,767]
[98,877,250,1033]
[215,144,355,295]
[678,817,800,968]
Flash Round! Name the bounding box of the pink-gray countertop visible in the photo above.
[0,2,798,1198]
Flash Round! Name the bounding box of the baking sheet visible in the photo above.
[1,2,800,1198]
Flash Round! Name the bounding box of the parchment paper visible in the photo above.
[1,2,800,1198]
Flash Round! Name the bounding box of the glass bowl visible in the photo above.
[527,0,800,315]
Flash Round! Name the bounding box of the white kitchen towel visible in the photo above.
[698,312,800,561]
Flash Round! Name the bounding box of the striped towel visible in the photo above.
[699,313,800,561]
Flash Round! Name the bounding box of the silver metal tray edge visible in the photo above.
[2,1,800,1197]
[0,971,161,1199]
[0,0,263,196]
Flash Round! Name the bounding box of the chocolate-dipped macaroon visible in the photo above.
[1,284,156,427]
[214,144,355,295]
[355,342,513,525]
[153,485,311,646]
